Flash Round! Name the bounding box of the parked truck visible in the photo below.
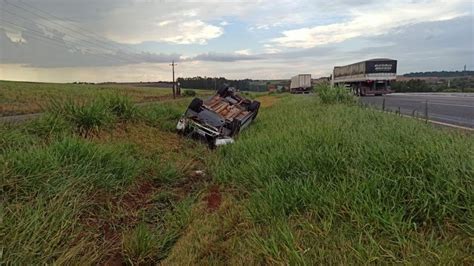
[290,74,312,94]
[332,58,397,96]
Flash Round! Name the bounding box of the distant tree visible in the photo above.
[404,70,474,78]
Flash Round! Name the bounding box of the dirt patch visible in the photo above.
[204,186,222,212]
[83,123,210,263]
[121,180,158,210]
[103,253,124,266]
[79,179,161,265]
[80,172,210,264]
[257,95,279,108]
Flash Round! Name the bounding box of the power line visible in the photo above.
[0,19,130,65]
[9,0,144,63]
[0,7,136,64]
[2,1,143,64]
[17,0,142,55]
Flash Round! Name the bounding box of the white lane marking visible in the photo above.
[376,109,474,131]
[378,96,474,107]
[428,102,474,108]
[391,93,474,98]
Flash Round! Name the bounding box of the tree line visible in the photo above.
[176,77,267,92]
[392,77,474,93]
[403,70,474,78]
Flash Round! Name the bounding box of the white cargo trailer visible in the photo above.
[290,74,312,94]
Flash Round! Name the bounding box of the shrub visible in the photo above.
[182,90,197,97]
[106,95,140,121]
[48,99,114,137]
[316,84,355,104]
[26,113,72,138]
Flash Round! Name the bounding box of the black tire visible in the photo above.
[217,87,229,97]
[188,98,203,112]
[230,119,241,137]
[206,136,217,149]
[248,101,260,112]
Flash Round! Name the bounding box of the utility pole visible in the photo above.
[170,60,177,98]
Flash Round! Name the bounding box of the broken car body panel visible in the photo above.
[177,87,260,147]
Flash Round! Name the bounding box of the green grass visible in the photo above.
[1,91,472,264]
[0,80,213,116]
[198,95,473,264]
[316,83,356,104]
[0,93,209,264]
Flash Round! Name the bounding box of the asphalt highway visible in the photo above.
[360,93,474,128]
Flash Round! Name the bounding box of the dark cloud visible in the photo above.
[0,27,181,68]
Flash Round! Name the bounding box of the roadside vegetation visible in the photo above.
[0,80,212,116]
[392,77,474,93]
[166,94,473,264]
[1,95,210,264]
[1,83,472,264]
[315,84,356,104]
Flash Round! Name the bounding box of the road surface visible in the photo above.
[360,93,474,128]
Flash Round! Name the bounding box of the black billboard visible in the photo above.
[365,60,397,74]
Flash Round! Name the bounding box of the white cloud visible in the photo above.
[270,0,468,48]
[98,0,254,45]
[265,48,282,54]
[157,20,173,27]
[105,15,223,45]
[162,20,223,45]
[235,49,251,55]
[4,31,26,43]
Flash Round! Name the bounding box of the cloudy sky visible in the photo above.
[0,0,473,82]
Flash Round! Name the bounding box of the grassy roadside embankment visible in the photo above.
[1,87,472,264]
[1,95,211,264]
[165,93,473,264]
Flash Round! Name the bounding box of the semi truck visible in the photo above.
[332,58,397,96]
[290,74,312,94]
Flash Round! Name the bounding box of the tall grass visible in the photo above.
[106,95,140,121]
[141,102,183,131]
[48,99,114,137]
[1,133,142,264]
[46,95,140,137]
[0,80,172,116]
[121,199,193,264]
[1,95,205,264]
[316,84,356,104]
[210,95,473,263]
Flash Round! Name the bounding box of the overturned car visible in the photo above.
[176,87,260,147]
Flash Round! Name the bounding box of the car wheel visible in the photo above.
[188,98,203,112]
[248,100,260,112]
